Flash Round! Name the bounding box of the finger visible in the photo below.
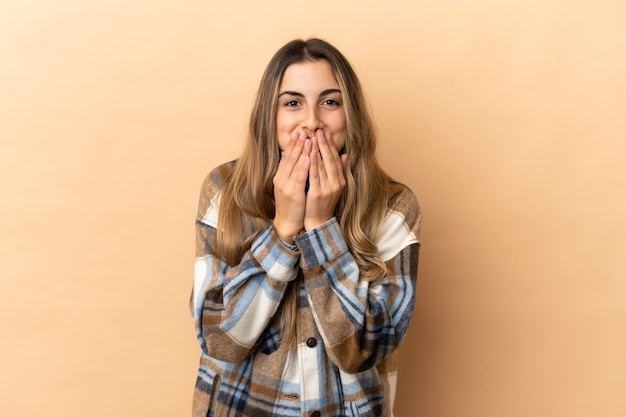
[287,131,307,161]
[340,153,348,170]
[316,129,342,178]
[314,135,329,183]
[308,138,321,189]
[296,138,312,177]
[277,131,306,176]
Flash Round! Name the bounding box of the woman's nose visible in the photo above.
[302,107,322,134]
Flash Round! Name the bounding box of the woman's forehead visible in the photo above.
[279,60,339,92]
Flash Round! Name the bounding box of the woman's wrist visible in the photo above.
[272,220,298,244]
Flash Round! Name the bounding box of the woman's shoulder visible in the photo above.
[202,160,238,191]
[196,160,237,222]
[372,177,421,259]
[386,177,421,233]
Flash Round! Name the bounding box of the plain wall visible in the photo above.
[1,1,625,416]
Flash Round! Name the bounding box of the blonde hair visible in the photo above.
[215,38,389,345]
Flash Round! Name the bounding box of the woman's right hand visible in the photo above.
[273,131,311,244]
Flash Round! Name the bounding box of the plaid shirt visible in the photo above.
[191,161,421,417]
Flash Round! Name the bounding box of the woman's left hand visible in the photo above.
[304,129,348,231]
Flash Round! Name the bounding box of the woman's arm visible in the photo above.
[191,169,300,362]
[295,186,421,373]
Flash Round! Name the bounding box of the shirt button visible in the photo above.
[306,337,317,348]
[311,412,321,417]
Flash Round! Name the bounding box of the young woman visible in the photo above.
[191,38,421,417]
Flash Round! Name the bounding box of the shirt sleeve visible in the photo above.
[295,185,421,373]
[191,170,300,362]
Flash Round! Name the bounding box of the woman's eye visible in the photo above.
[284,100,299,107]
[322,99,340,106]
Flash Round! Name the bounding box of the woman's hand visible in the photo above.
[304,129,347,231]
[273,131,311,244]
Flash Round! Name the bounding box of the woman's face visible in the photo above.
[276,60,347,152]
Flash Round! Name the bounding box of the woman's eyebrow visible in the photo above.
[278,88,342,98]
[278,90,303,98]
[320,88,342,96]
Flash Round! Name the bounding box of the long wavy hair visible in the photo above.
[215,38,390,345]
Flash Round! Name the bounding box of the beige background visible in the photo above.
[1,0,625,416]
